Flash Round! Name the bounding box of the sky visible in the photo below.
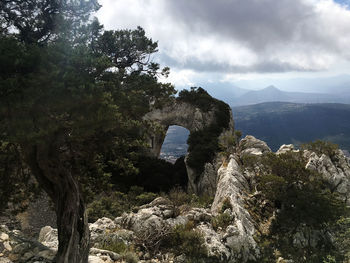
[96,0,350,95]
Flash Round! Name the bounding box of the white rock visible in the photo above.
[239,136,271,156]
[304,149,350,204]
[88,255,105,263]
[276,144,299,155]
[3,241,12,251]
[0,232,9,241]
[211,156,260,262]
[38,226,58,250]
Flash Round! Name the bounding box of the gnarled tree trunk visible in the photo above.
[24,143,90,263]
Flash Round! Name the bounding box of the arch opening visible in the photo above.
[160,125,190,163]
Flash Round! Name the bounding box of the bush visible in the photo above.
[96,238,128,254]
[122,251,139,263]
[178,87,231,175]
[251,151,348,262]
[221,197,232,212]
[164,222,207,260]
[301,140,339,160]
[87,187,158,222]
[168,186,192,207]
[211,212,234,231]
[257,152,346,229]
[167,186,213,208]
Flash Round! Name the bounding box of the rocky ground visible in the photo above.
[1,136,350,263]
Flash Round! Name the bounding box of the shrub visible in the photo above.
[301,140,339,161]
[211,212,234,231]
[122,251,139,263]
[332,216,350,262]
[257,152,346,229]
[190,194,214,208]
[96,238,128,254]
[323,255,337,263]
[87,187,158,222]
[178,87,231,175]
[221,197,232,212]
[167,186,214,208]
[252,151,348,262]
[164,222,207,260]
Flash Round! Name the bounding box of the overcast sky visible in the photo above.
[97,0,350,93]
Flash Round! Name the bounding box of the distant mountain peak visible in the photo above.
[263,85,279,91]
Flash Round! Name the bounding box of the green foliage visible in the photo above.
[0,0,176,227]
[301,140,339,160]
[178,87,215,112]
[219,133,237,157]
[168,186,192,207]
[97,238,128,254]
[86,186,158,223]
[167,186,213,208]
[221,197,233,213]
[211,212,234,231]
[323,255,337,263]
[258,152,346,229]
[241,154,260,170]
[183,88,231,175]
[122,251,139,263]
[0,141,39,214]
[251,151,348,262]
[331,216,350,262]
[164,222,207,261]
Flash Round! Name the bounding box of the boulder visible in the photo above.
[276,144,299,155]
[239,136,271,156]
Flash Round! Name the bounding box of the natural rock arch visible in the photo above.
[143,88,235,195]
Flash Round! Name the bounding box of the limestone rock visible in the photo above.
[88,255,105,263]
[304,149,350,204]
[38,226,58,250]
[89,217,117,242]
[144,98,235,196]
[211,156,259,262]
[239,135,271,156]
[197,223,230,261]
[0,225,55,263]
[276,144,299,155]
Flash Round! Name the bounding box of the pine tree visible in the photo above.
[0,1,174,262]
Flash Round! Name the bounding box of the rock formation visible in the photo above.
[1,136,350,263]
[144,94,235,196]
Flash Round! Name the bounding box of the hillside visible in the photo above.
[232,102,350,151]
[229,86,350,106]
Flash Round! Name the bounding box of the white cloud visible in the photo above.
[96,0,350,76]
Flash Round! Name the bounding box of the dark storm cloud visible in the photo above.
[165,0,315,52]
[160,53,314,73]
[98,0,350,74]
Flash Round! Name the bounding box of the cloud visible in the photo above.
[97,0,350,74]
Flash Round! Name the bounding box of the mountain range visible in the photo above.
[228,85,350,106]
[232,102,350,151]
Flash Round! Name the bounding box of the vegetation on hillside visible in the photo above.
[0,0,176,261]
[243,148,348,263]
[179,87,231,174]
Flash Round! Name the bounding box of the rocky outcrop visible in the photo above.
[276,144,299,155]
[143,100,217,157]
[144,97,235,196]
[2,136,350,263]
[239,135,271,156]
[304,149,350,204]
[210,155,259,262]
